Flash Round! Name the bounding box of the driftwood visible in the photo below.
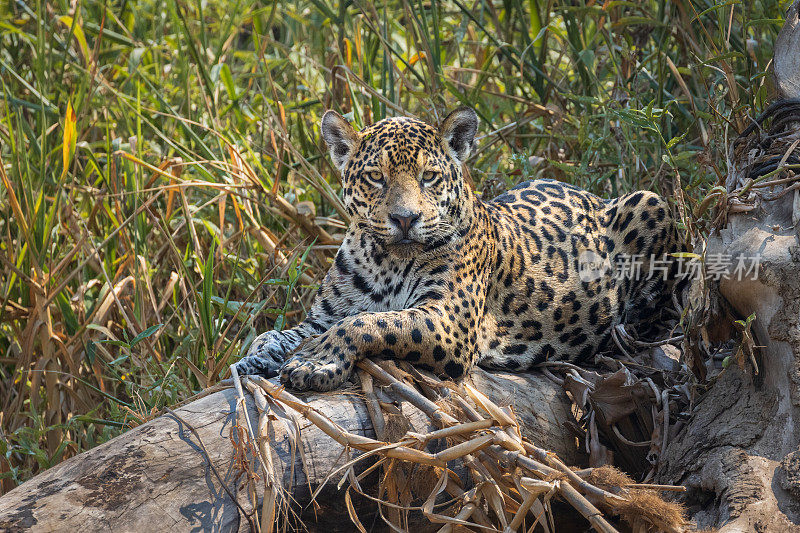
[0,368,580,532]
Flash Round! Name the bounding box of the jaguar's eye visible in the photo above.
[364,170,385,187]
[421,170,440,187]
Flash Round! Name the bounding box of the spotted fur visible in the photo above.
[235,108,683,391]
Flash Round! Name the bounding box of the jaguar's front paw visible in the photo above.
[234,331,287,378]
[279,344,354,392]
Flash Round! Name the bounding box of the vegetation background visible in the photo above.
[0,0,790,492]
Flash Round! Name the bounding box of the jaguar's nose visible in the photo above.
[389,211,421,238]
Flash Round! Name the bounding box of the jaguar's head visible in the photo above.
[321,108,478,252]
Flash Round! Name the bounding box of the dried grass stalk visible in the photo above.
[229,364,687,532]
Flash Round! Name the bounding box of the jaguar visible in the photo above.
[234,107,683,391]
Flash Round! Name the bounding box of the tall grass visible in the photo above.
[0,0,788,491]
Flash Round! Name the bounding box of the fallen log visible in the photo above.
[0,368,581,532]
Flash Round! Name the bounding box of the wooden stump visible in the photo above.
[656,4,800,529]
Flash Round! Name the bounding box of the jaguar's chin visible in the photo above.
[385,240,425,257]
[389,236,425,245]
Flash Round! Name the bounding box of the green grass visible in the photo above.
[0,0,790,491]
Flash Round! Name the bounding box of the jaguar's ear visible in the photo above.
[321,111,359,171]
[440,107,478,163]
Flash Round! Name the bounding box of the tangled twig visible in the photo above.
[230,359,688,532]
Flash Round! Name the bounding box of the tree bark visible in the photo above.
[0,369,580,532]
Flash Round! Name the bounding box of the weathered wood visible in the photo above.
[774,0,800,99]
[660,212,800,532]
[656,8,800,528]
[0,369,579,532]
